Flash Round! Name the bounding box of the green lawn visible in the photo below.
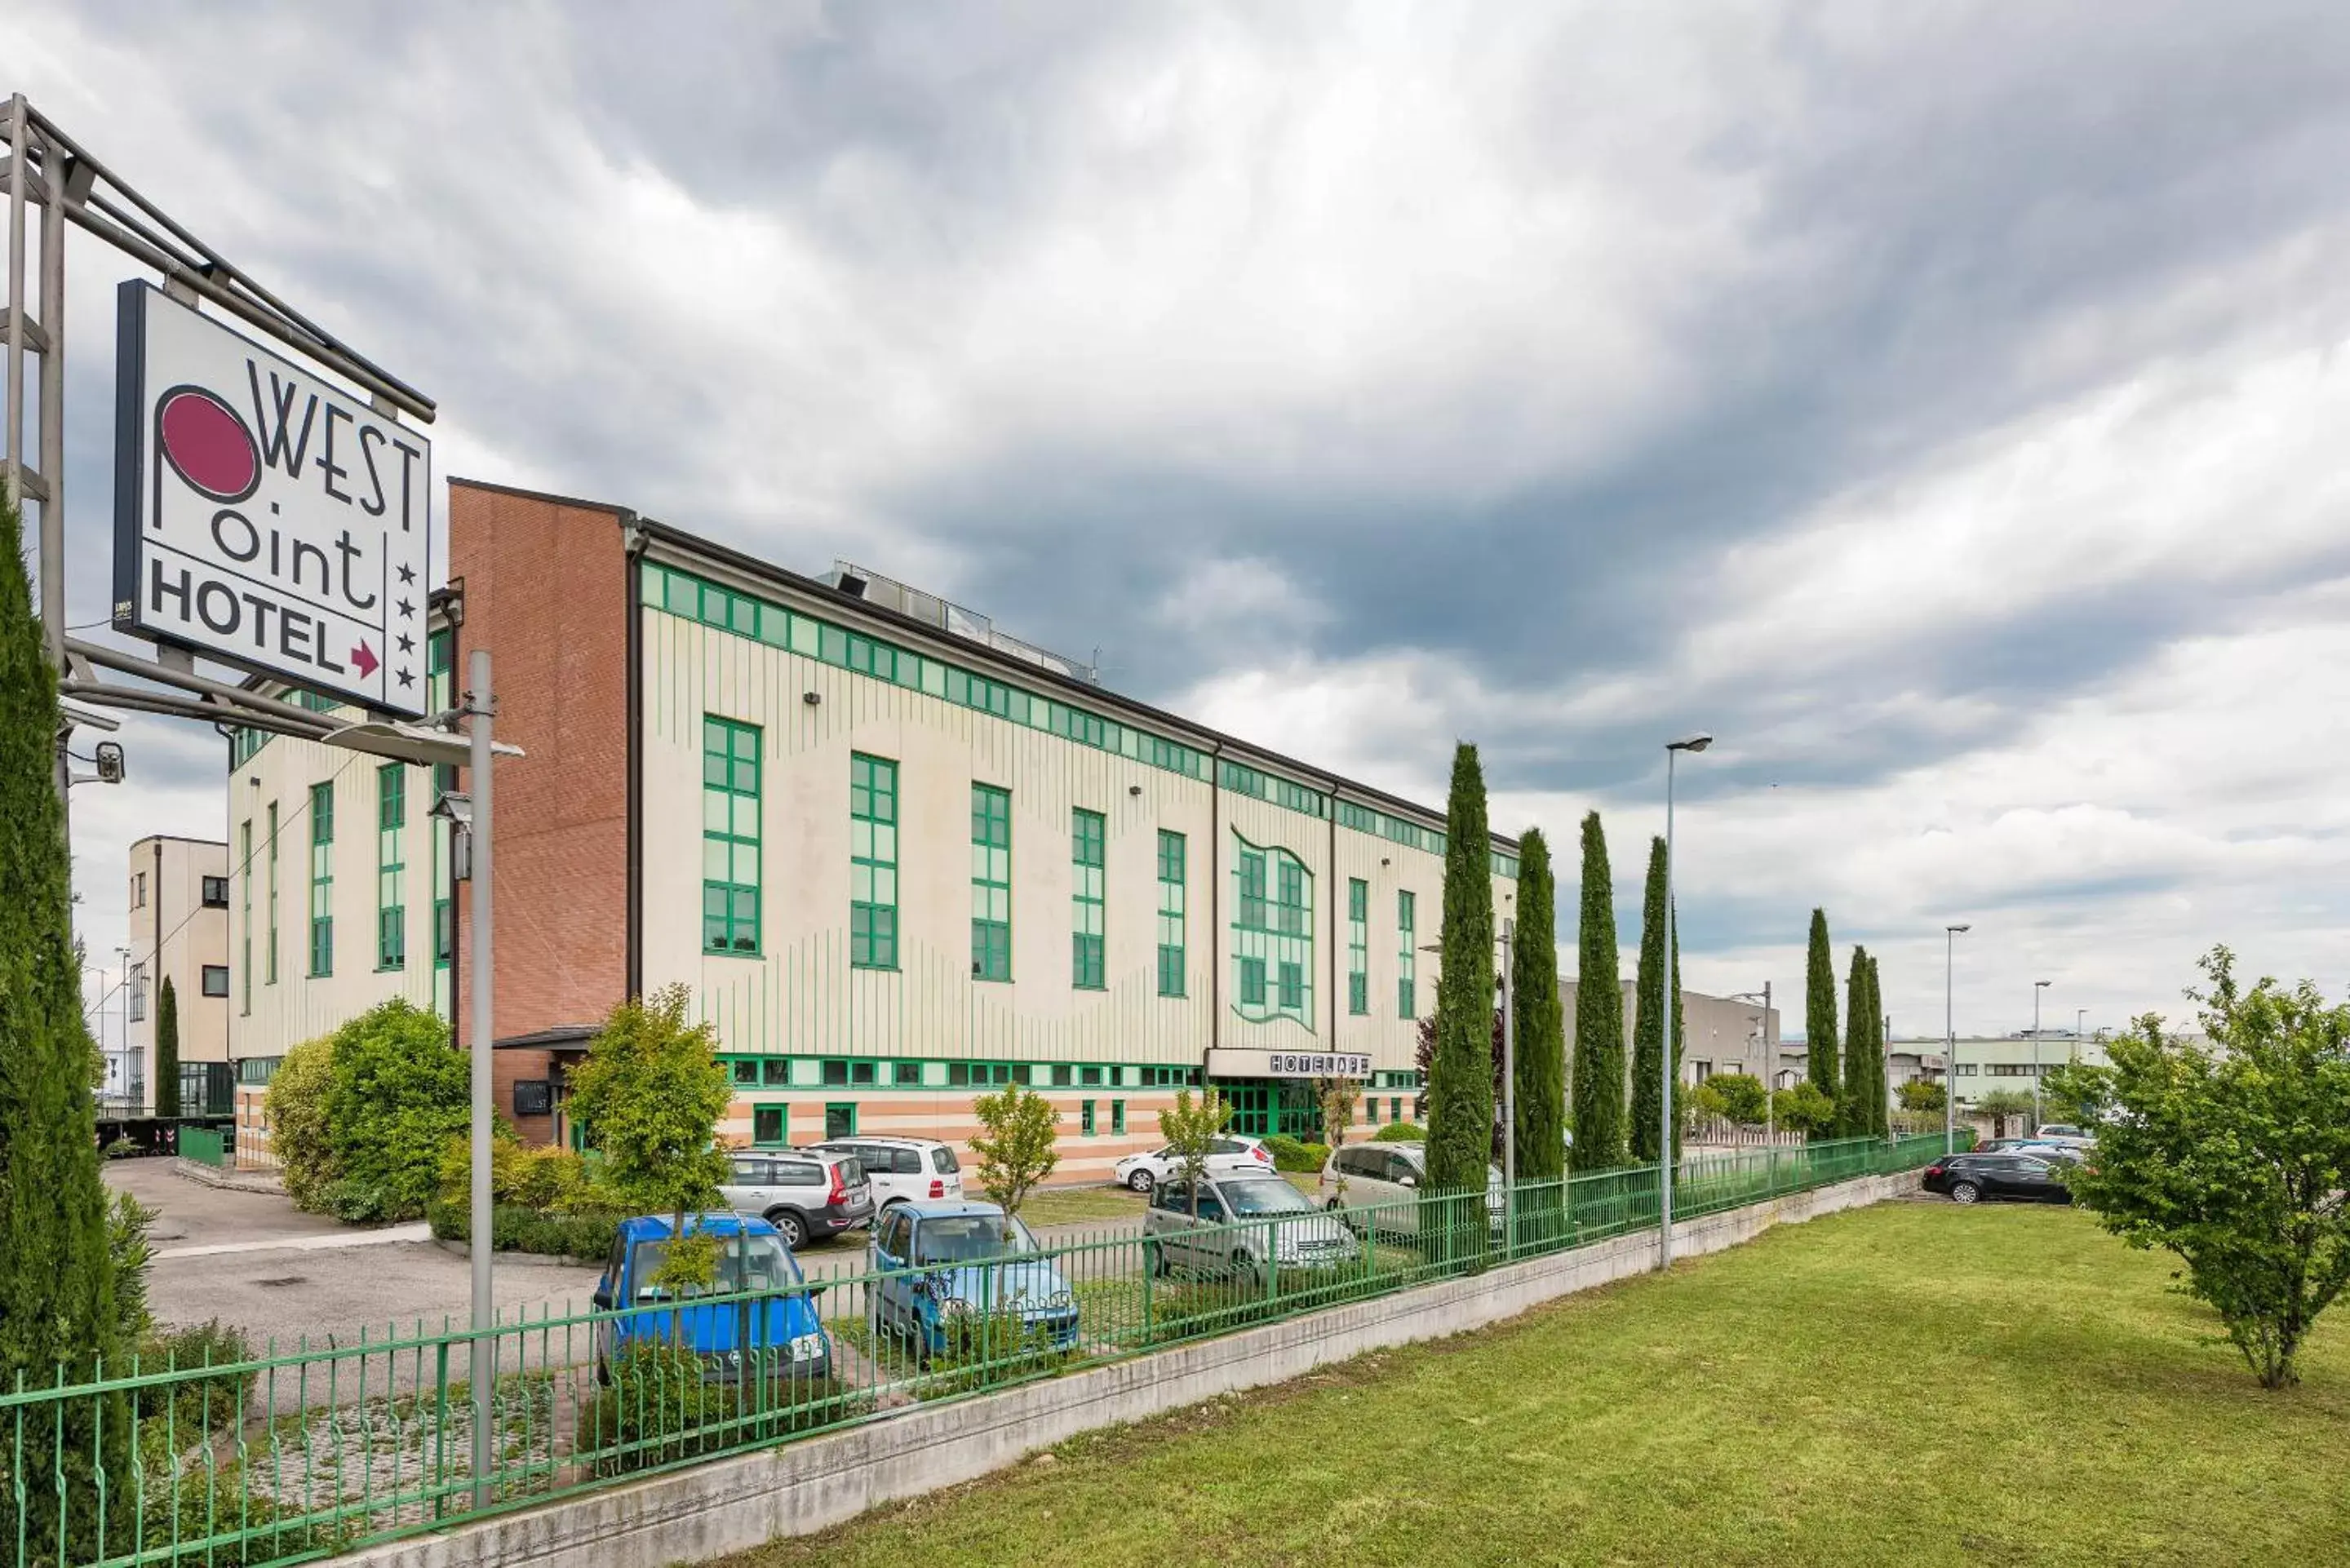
[1015,1185,1146,1229]
[717,1201,2350,1568]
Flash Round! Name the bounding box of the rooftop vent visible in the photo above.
[827,560,1099,685]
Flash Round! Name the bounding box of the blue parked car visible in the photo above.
[868,1200,1080,1360]
[592,1212,831,1383]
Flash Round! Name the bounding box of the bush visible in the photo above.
[319,1178,395,1225]
[426,1198,620,1262]
[323,999,468,1222]
[1707,1074,1771,1125]
[578,1340,741,1472]
[1262,1136,1331,1172]
[268,1036,339,1211]
[1372,1123,1427,1143]
[102,1134,143,1160]
[139,1321,255,1439]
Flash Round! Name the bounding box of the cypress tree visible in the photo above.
[1842,946,1871,1136]
[1425,742,1495,1200]
[0,495,128,1557]
[1867,955,1890,1137]
[1510,827,1565,1183]
[1570,812,1625,1169]
[1629,836,1670,1164]
[1803,909,1840,1136]
[155,976,181,1118]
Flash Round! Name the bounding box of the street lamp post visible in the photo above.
[2077,1008,2087,1049]
[1731,986,1773,1140]
[1944,924,1970,1155]
[1659,733,1711,1269]
[2033,979,2051,1132]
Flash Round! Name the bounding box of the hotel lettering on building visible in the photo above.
[228,481,1518,1180]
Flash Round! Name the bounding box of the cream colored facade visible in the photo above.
[120,835,230,1108]
[635,542,1517,1179]
[224,685,451,1064]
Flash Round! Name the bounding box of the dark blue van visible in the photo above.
[592,1211,832,1382]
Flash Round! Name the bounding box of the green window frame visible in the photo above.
[307,782,334,977]
[824,1103,858,1140]
[752,1105,788,1147]
[850,754,898,968]
[1231,831,1312,1026]
[1391,1096,1403,1123]
[376,764,406,970]
[238,819,252,1015]
[1081,1100,1097,1136]
[1071,808,1106,990]
[264,803,279,986]
[971,784,1012,981]
[703,716,762,955]
[1111,1100,1126,1135]
[1347,878,1368,1015]
[1398,890,1417,1019]
[1156,830,1186,998]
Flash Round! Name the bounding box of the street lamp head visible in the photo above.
[2035,978,2051,990]
[1667,733,1713,753]
[1947,924,1971,935]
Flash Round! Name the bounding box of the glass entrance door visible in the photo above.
[1220,1079,1322,1139]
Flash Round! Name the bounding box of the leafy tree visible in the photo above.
[969,1080,1062,1225]
[154,977,181,1118]
[1706,1073,1770,1126]
[1157,1087,1233,1216]
[1426,742,1496,1198]
[1897,1078,1947,1114]
[2040,1054,2110,1128]
[566,984,734,1287]
[268,1035,340,1210]
[1629,838,1683,1163]
[1973,1088,2037,1140]
[1571,811,1627,1171]
[0,494,128,1561]
[1510,827,1566,1183]
[1416,1009,1505,1159]
[322,999,469,1221]
[2061,950,2350,1389]
[1804,910,1840,1129]
[1770,1081,1838,1136]
[1317,1077,1359,1151]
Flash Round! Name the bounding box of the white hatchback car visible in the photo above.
[807,1136,965,1214]
[1114,1136,1274,1193]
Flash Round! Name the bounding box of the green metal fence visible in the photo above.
[7,1131,1965,1567]
[175,1126,227,1168]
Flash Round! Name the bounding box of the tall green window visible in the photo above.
[238,819,253,1015]
[1398,889,1417,1019]
[1347,878,1368,1015]
[1155,830,1186,998]
[703,717,762,954]
[376,764,406,970]
[1071,808,1106,990]
[264,803,278,985]
[850,754,898,968]
[971,784,1011,981]
[1231,831,1312,1026]
[308,782,335,977]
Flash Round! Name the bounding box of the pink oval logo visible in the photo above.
[157,387,261,503]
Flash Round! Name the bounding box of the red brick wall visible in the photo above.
[448,482,631,1083]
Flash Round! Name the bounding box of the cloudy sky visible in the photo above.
[16,1,2350,1045]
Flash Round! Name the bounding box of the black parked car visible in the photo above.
[1921,1151,2073,1205]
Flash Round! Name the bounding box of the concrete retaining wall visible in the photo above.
[346,1167,1919,1568]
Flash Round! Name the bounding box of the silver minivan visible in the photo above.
[1142,1172,1361,1286]
[1316,1141,1505,1239]
[718,1149,873,1250]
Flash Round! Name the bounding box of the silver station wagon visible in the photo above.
[1142,1171,1362,1287]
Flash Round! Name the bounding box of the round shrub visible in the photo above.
[267,1035,339,1211]
[1262,1136,1331,1172]
[1372,1123,1428,1143]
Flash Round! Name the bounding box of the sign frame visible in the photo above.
[110,280,432,716]
[1206,1048,1372,1082]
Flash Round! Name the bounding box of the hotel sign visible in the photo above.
[1207,1048,1372,1082]
[112,281,432,716]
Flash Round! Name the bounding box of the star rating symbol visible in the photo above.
[396,597,415,619]
[397,668,415,689]
[397,564,417,586]
[397,633,415,655]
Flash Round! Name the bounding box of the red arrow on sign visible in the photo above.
[351,640,380,680]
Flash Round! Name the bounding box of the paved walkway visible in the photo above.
[155,1222,432,1260]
